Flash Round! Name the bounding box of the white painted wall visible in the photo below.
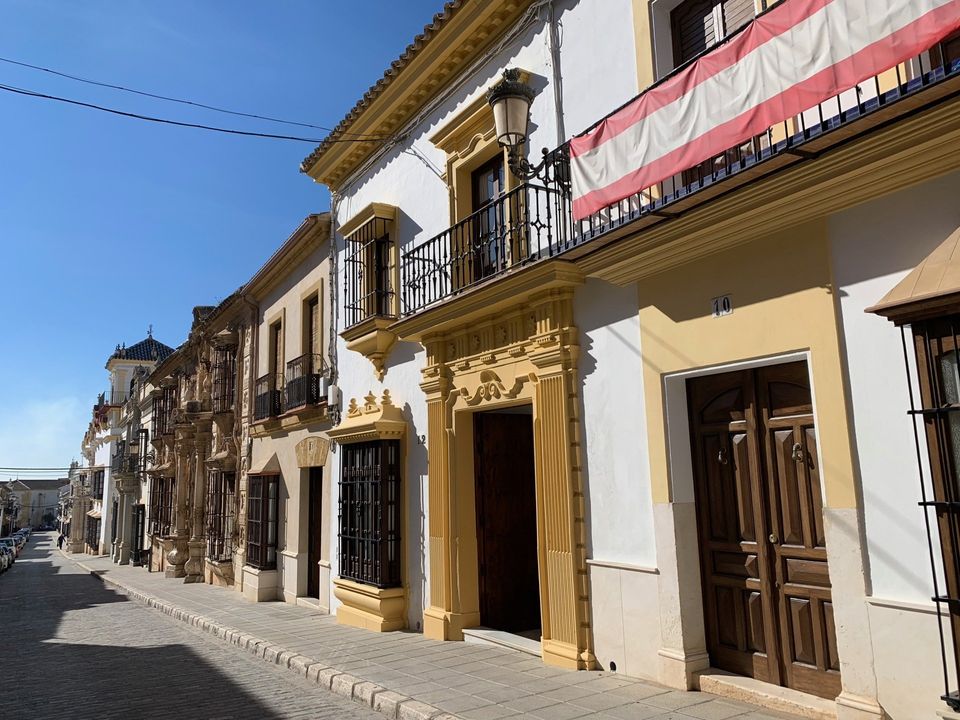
[328,0,642,630]
[830,169,960,605]
[576,278,655,566]
[830,170,960,717]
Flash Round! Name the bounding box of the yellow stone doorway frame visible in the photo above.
[417,286,596,669]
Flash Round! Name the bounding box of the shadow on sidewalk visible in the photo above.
[0,532,291,719]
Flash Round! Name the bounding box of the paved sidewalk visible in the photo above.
[67,552,800,720]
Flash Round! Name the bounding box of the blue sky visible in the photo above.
[0,0,444,473]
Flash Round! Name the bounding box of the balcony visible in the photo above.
[284,354,329,411]
[400,31,960,316]
[95,389,130,410]
[402,156,571,316]
[253,374,282,421]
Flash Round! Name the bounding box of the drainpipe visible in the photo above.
[546,0,566,145]
[327,190,341,425]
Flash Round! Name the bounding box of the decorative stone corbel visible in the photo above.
[341,318,398,381]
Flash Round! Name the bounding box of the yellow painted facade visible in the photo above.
[635,221,858,508]
[411,282,597,669]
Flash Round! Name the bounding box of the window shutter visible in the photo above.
[671,0,718,66]
[721,0,755,36]
[309,296,321,360]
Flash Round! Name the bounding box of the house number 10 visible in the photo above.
[712,294,733,318]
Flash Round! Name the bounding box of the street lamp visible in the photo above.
[487,68,568,187]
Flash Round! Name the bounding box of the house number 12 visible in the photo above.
[712,294,732,317]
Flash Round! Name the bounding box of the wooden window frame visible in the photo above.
[338,439,402,589]
[91,469,105,497]
[912,316,960,703]
[670,0,756,68]
[246,474,279,570]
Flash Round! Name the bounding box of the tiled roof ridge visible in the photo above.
[300,0,463,174]
[110,336,176,363]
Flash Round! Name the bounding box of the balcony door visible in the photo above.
[687,361,841,700]
[470,156,506,283]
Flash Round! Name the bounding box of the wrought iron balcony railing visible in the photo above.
[402,148,572,315]
[95,389,130,410]
[284,353,329,411]
[253,374,283,421]
[400,33,960,316]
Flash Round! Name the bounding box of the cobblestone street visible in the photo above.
[0,532,382,720]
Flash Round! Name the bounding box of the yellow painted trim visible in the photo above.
[637,222,858,509]
[419,287,597,669]
[391,259,583,342]
[339,202,398,240]
[327,389,406,445]
[333,578,406,632]
[632,1,654,92]
[341,317,399,382]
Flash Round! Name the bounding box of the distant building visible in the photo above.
[0,478,67,529]
[77,332,173,555]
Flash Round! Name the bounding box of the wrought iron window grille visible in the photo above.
[338,440,401,589]
[246,475,278,570]
[344,217,396,329]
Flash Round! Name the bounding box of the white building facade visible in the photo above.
[301,1,960,719]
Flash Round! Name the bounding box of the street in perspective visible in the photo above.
[4,1,960,718]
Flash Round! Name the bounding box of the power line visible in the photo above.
[0,54,383,139]
[0,82,383,145]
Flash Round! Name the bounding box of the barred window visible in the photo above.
[344,215,396,328]
[85,516,101,550]
[153,385,177,436]
[338,440,401,588]
[212,347,237,414]
[246,475,278,570]
[206,471,236,562]
[149,476,175,536]
[91,469,105,497]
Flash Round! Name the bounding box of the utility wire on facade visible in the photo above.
[0,54,385,138]
[0,82,386,145]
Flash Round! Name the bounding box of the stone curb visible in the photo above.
[63,551,457,720]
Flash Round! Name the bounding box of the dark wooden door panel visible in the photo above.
[689,362,841,700]
[307,467,322,599]
[689,372,778,685]
[474,411,541,633]
[757,363,841,700]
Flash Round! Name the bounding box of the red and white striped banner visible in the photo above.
[569,0,960,220]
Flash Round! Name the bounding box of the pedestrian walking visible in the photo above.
[57,533,64,549]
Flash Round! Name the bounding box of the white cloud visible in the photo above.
[0,397,87,474]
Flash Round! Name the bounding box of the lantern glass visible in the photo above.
[492,92,531,149]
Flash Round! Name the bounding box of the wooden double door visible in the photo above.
[687,361,841,699]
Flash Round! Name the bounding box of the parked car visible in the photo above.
[0,546,11,571]
[0,537,19,559]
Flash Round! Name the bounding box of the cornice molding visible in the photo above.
[391,260,583,342]
[302,0,535,189]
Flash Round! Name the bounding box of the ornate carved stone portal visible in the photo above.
[418,287,596,670]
